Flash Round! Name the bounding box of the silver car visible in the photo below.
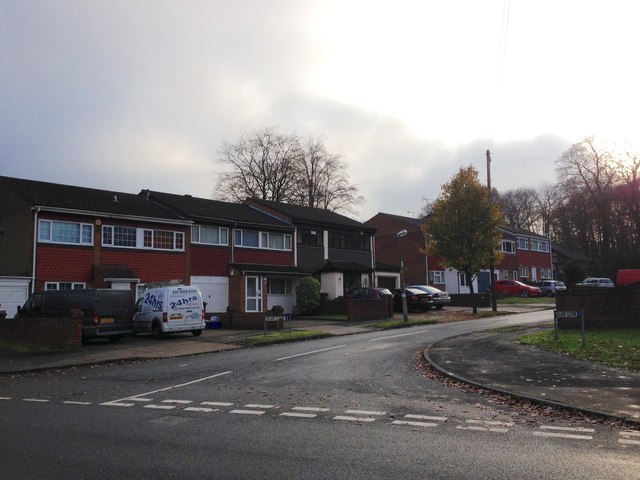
[407,285,451,309]
[537,280,567,297]
[576,277,615,288]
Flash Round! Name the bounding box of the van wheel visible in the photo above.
[152,322,164,339]
[191,329,203,337]
[108,335,124,343]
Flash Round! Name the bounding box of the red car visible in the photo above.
[494,280,542,297]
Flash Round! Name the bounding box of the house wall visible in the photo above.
[297,245,325,271]
[0,188,34,277]
[190,245,230,276]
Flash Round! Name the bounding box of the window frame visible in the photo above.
[45,282,86,290]
[234,229,292,251]
[102,225,185,251]
[38,219,93,246]
[191,225,229,246]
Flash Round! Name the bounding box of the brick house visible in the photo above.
[246,199,376,299]
[0,176,190,316]
[366,212,553,294]
[144,190,303,322]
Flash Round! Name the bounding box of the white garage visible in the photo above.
[190,276,229,314]
[0,277,31,318]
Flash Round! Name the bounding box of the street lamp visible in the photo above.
[396,229,409,322]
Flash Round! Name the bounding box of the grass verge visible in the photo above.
[368,318,439,329]
[243,330,326,345]
[518,328,640,371]
[498,296,553,305]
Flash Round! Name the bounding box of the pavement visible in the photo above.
[1,307,639,427]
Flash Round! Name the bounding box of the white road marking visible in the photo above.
[465,419,514,427]
[0,397,12,400]
[292,406,330,412]
[129,398,152,402]
[369,330,432,342]
[344,409,385,416]
[275,345,346,361]
[333,415,376,422]
[457,425,509,433]
[23,398,49,403]
[63,401,91,405]
[231,409,265,415]
[533,431,593,440]
[184,407,217,413]
[144,405,176,410]
[100,402,134,407]
[393,420,439,428]
[619,431,640,445]
[201,401,234,407]
[539,425,595,433]
[405,414,448,422]
[244,404,275,409]
[280,412,317,418]
[162,399,193,405]
[106,371,232,404]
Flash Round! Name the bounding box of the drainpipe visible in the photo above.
[31,207,39,294]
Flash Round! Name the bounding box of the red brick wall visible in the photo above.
[101,249,188,284]
[36,245,95,288]
[556,285,640,328]
[234,249,294,265]
[0,317,82,352]
[345,298,392,321]
[191,246,230,275]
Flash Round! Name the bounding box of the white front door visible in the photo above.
[245,276,262,312]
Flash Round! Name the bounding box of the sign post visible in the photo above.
[554,310,585,345]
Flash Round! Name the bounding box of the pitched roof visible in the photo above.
[0,176,183,222]
[247,198,373,231]
[367,212,425,228]
[144,191,292,229]
[499,225,550,240]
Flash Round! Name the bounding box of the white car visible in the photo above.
[576,277,614,288]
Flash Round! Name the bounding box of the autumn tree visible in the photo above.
[215,128,362,214]
[422,166,503,313]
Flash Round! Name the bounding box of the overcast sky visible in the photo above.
[2,1,638,221]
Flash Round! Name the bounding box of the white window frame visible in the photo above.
[245,276,262,312]
[519,265,530,278]
[430,271,445,284]
[500,240,516,253]
[234,229,292,251]
[192,225,229,246]
[267,278,293,295]
[38,220,93,246]
[517,237,528,250]
[45,282,86,290]
[102,225,185,251]
[459,272,468,287]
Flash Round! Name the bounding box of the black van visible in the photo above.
[16,289,135,342]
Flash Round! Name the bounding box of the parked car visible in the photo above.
[576,277,615,288]
[15,288,135,343]
[537,280,567,297]
[407,285,451,309]
[374,287,393,298]
[494,280,543,297]
[345,287,390,299]
[392,287,434,312]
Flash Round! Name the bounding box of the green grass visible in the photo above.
[518,328,640,371]
[243,330,326,345]
[497,296,553,305]
[294,315,348,321]
[367,318,439,329]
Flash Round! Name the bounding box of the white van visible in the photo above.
[134,285,205,338]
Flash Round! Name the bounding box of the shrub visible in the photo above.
[294,277,321,315]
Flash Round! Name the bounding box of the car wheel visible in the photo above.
[191,329,202,337]
[152,321,164,339]
[520,290,530,297]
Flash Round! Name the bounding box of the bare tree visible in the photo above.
[215,127,301,203]
[215,128,362,214]
[497,187,540,231]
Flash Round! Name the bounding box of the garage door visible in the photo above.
[190,276,229,313]
[0,278,30,317]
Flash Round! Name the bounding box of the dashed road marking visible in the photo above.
[333,415,376,423]
[201,401,234,407]
[63,401,91,405]
[100,402,134,407]
[292,406,330,412]
[23,398,49,403]
[344,410,385,416]
[144,404,177,410]
[280,412,317,419]
[129,398,152,403]
[275,345,347,362]
[457,420,512,434]
[405,414,448,422]
[244,404,275,409]
[0,397,12,400]
[231,409,265,415]
[393,420,439,428]
[184,407,217,413]
[534,425,594,440]
[162,399,192,405]
[539,425,595,433]
[619,431,640,446]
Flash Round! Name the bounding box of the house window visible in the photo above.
[530,240,550,253]
[234,229,292,251]
[45,282,85,290]
[192,225,228,245]
[430,271,445,284]
[102,225,184,251]
[298,229,322,246]
[517,237,529,250]
[268,278,293,295]
[459,272,468,287]
[519,265,530,278]
[328,232,369,251]
[500,240,515,253]
[38,220,93,246]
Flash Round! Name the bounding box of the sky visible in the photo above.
[2,1,639,221]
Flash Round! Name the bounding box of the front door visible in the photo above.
[245,276,262,312]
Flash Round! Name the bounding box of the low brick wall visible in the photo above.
[0,317,82,352]
[555,284,640,329]
[450,293,492,308]
[345,298,392,321]
[218,312,283,330]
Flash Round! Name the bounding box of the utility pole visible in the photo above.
[487,149,498,312]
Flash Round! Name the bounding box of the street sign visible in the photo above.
[555,310,581,318]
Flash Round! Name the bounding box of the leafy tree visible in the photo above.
[294,276,321,315]
[215,128,362,214]
[422,166,503,313]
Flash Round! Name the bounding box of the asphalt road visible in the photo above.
[1,310,639,479]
